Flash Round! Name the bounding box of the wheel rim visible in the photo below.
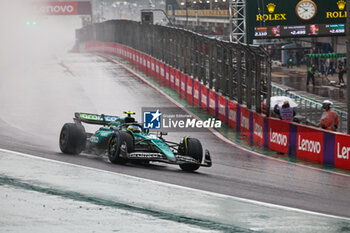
[109,137,118,155]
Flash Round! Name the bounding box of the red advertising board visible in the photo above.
[124,46,128,60]
[180,73,186,99]
[142,54,147,74]
[165,65,170,87]
[187,77,193,105]
[175,70,181,93]
[208,89,216,117]
[201,85,208,111]
[296,125,324,163]
[253,112,264,146]
[151,58,156,80]
[118,44,122,57]
[268,118,290,154]
[193,80,200,107]
[218,95,226,123]
[128,48,133,62]
[132,50,136,64]
[36,1,78,15]
[155,60,160,83]
[126,47,130,61]
[159,62,165,86]
[334,134,350,169]
[147,56,151,76]
[111,43,118,56]
[240,107,250,138]
[170,67,175,90]
[121,46,125,59]
[228,100,238,130]
[103,42,111,55]
[136,51,140,71]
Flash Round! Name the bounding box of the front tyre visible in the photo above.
[59,123,86,155]
[108,132,134,164]
[179,137,203,172]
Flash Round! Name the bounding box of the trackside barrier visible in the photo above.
[84,41,350,171]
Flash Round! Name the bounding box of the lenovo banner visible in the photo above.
[159,62,165,86]
[151,58,156,80]
[155,60,160,83]
[296,125,324,163]
[170,67,175,90]
[253,112,264,146]
[180,73,187,99]
[175,70,180,93]
[136,52,140,71]
[165,65,170,87]
[268,118,290,154]
[36,1,78,15]
[201,85,209,111]
[142,54,147,74]
[193,80,200,107]
[208,89,217,117]
[187,76,194,105]
[334,134,350,169]
[228,100,238,130]
[240,106,250,138]
[218,95,227,123]
[132,50,136,65]
[147,56,151,76]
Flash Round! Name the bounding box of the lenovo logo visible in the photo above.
[38,3,77,15]
[337,143,350,160]
[270,129,287,146]
[298,136,321,154]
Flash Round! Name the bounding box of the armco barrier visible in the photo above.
[84,41,350,171]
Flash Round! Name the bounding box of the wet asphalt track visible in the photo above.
[1,52,350,219]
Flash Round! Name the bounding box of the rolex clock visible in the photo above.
[296,0,317,20]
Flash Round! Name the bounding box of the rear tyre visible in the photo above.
[108,132,134,164]
[59,123,86,155]
[179,137,203,172]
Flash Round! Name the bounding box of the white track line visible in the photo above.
[101,54,350,178]
[1,147,350,221]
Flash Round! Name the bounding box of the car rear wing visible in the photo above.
[74,112,119,125]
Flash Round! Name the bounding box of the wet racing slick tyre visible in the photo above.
[108,131,134,164]
[179,137,203,172]
[59,123,86,155]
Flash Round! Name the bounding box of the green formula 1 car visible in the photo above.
[59,112,212,171]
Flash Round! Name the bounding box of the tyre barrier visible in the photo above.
[84,41,350,171]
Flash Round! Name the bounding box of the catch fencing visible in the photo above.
[76,20,271,114]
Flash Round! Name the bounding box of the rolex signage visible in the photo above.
[247,0,347,42]
[256,3,287,21]
[326,0,347,18]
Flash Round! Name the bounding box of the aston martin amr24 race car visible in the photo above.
[59,112,212,171]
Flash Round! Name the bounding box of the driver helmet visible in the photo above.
[127,125,141,134]
[322,100,333,109]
